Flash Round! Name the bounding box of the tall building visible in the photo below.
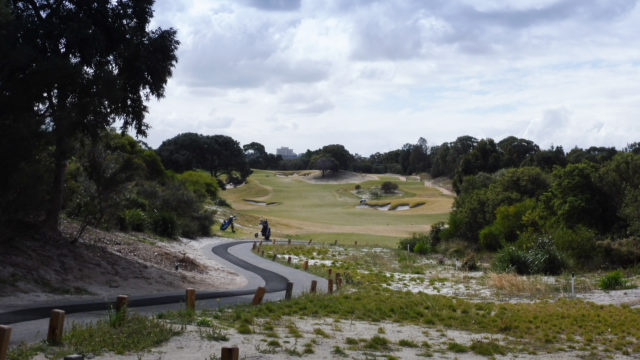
[276,146,297,159]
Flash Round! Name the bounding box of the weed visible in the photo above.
[303,341,314,354]
[345,337,359,345]
[313,327,330,338]
[398,339,419,347]
[447,342,469,353]
[236,323,252,334]
[470,339,507,356]
[364,335,392,351]
[287,324,303,338]
[377,326,386,334]
[197,324,229,342]
[332,345,348,357]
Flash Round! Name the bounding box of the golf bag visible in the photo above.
[260,219,271,241]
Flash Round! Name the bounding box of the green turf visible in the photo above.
[224,170,452,243]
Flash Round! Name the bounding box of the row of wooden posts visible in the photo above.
[254,239,358,247]
[0,273,339,360]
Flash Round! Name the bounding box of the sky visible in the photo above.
[145,0,640,156]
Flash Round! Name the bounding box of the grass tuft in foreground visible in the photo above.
[8,310,180,360]
[212,286,640,356]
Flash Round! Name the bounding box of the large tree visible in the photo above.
[1,0,179,234]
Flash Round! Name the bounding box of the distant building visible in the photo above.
[276,146,297,159]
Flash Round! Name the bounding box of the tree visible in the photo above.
[497,136,539,168]
[380,181,398,194]
[310,154,338,176]
[243,142,268,169]
[320,144,353,170]
[156,133,251,183]
[2,0,179,234]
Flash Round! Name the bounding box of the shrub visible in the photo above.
[355,184,361,190]
[492,246,531,275]
[214,198,231,208]
[399,233,431,254]
[151,212,178,238]
[118,209,147,232]
[380,181,398,194]
[460,252,479,271]
[599,270,629,290]
[492,237,564,275]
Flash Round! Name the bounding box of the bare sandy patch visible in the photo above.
[301,170,378,184]
[0,223,244,310]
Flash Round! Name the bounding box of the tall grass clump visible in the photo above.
[598,270,632,290]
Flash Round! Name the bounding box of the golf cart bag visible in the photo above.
[220,216,235,231]
[259,219,271,241]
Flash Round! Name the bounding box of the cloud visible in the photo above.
[240,0,301,12]
[522,108,570,146]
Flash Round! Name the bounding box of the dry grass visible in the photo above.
[486,273,556,297]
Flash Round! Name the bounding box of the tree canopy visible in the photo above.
[1,0,179,234]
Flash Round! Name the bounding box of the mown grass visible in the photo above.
[223,169,453,242]
[212,287,640,355]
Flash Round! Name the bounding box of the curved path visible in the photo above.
[1,239,327,344]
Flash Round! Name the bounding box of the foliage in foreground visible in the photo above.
[215,287,640,356]
[8,311,180,360]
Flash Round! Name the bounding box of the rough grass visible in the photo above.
[8,311,180,360]
[213,287,640,356]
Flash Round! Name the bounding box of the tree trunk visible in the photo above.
[43,129,69,236]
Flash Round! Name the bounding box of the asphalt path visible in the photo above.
[1,238,327,345]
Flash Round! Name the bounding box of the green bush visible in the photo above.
[492,246,530,274]
[380,181,398,194]
[492,237,564,275]
[598,270,629,290]
[399,233,431,254]
[151,212,178,238]
[118,209,148,232]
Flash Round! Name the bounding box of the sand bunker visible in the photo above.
[244,199,279,206]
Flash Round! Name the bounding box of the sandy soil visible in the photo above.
[0,222,244,310]
[302,170,378,184]
[48,316,638,360]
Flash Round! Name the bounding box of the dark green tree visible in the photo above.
[497,136,539,168]
[2,0,179,234]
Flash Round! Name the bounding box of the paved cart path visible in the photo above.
[1,239,327,345]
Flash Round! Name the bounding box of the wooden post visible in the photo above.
[285,282,294,300]
[116,295,128,313]
[287,256,292,264]
[47,309,65,345]
[252,287,266,305]
[336,273,342,289]
[260,250,264,256]
[0,325,11,360]
[334,239,338,246]
[328,278,334,294]
[272,238,275,245]
[327,268,332,277]
[221,346,239,360]
[354,241,357,246]
[186,288,196,311]
[310,280,317,293]
[252,242,256,250]
[288,238,291,245]
[303,260,309,270]
[308,239,312,245]
[272,253,277,261]
[259,240,263,247]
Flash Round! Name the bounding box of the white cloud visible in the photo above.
[145,0,640,155]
